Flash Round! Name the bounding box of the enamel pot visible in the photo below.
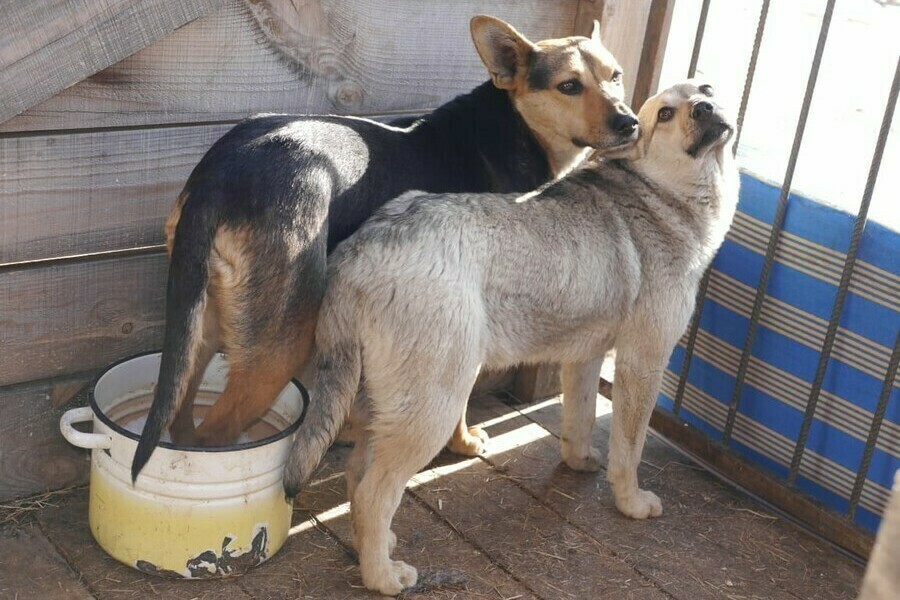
[59,351,308,578]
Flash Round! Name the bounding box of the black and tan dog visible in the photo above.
[131,15,638,480]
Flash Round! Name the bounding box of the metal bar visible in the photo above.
[732,0,771,155]
[0,244,167,274]
[723,0,837,442]
[848,331,900,516]
[673,0,773,414]
[651,408,874,560]
[687,0,712,78]
[672,0,711,415]
[790,56,900,485]
[672,270,711,415]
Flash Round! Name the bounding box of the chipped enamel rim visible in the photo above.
[87,350,309,452]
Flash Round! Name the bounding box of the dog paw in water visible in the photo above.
[616,488,663,519]
[447,426,489,456]
[364,560,418,596]
[561,445,603,472]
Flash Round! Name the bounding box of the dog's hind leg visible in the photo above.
[169,302,221,445]
[345,409,370,502]
[353,362,478,595]
[346,427,398,555]
[560,356,606,472]
[606,343,666,520]
[193,319,315,446]
[191,224,325,446]
[352,433,424,596]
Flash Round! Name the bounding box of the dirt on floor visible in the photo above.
[0,394,865,600]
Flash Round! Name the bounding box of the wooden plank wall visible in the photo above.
[0,0,227,124]
[0,0,655,500]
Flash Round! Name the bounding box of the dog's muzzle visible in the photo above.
[573,101,640,151]
[610,112,639,137]
[686,103,733,157]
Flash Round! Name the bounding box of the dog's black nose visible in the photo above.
[610,113,638,135]
[691,101,714,120]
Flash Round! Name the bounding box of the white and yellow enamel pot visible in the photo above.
[59,351,308,579]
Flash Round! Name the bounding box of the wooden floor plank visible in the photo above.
[510,395,866,598]
[0,523,94,599]
[410,454,668,600]
[2,394,864,600]
[229,512,373,600]
[295,444,538,599]
[469,394,864,600]
[35,489,252,600]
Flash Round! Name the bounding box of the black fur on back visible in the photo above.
[131,81,554,480]
[180,81,551,253]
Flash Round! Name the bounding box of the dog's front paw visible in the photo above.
[561,445,602,472]
[615,489,663,519]
[363,560,418,596]
[447,426,489,456]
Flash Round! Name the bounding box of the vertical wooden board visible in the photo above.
[0,376,92,501]
[574,0,605,35]
[512,363,561,403]
[632,0,675,108]
[597,0,654,104]
[0,0,225,124]
[0,124,231,265]
[1,0,580,132]
[309,0,578,109]
[0,253,168,387]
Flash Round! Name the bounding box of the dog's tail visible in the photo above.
[131,193,216,482]
[282,290,362,498]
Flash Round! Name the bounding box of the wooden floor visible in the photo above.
[0,394,865,600]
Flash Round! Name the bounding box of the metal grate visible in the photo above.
[650,0,900,553]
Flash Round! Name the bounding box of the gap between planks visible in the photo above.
[34,513,100,599]
[300,402,676,600]
[477,395,859,600]
[0,110,433,140]
[458,399,679,600]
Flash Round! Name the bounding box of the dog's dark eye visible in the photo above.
[611,70,623,84]
[699,84,714,97]
[658,107,675,122]
[557,79,583,95]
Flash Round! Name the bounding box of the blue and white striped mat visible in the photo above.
[658,173,900,533]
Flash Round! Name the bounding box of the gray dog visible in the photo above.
[284,80,739,595]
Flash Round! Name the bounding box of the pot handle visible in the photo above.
[60,406,112,449]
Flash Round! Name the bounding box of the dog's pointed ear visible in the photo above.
[471,15,536,90]
[591,20,602,44]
